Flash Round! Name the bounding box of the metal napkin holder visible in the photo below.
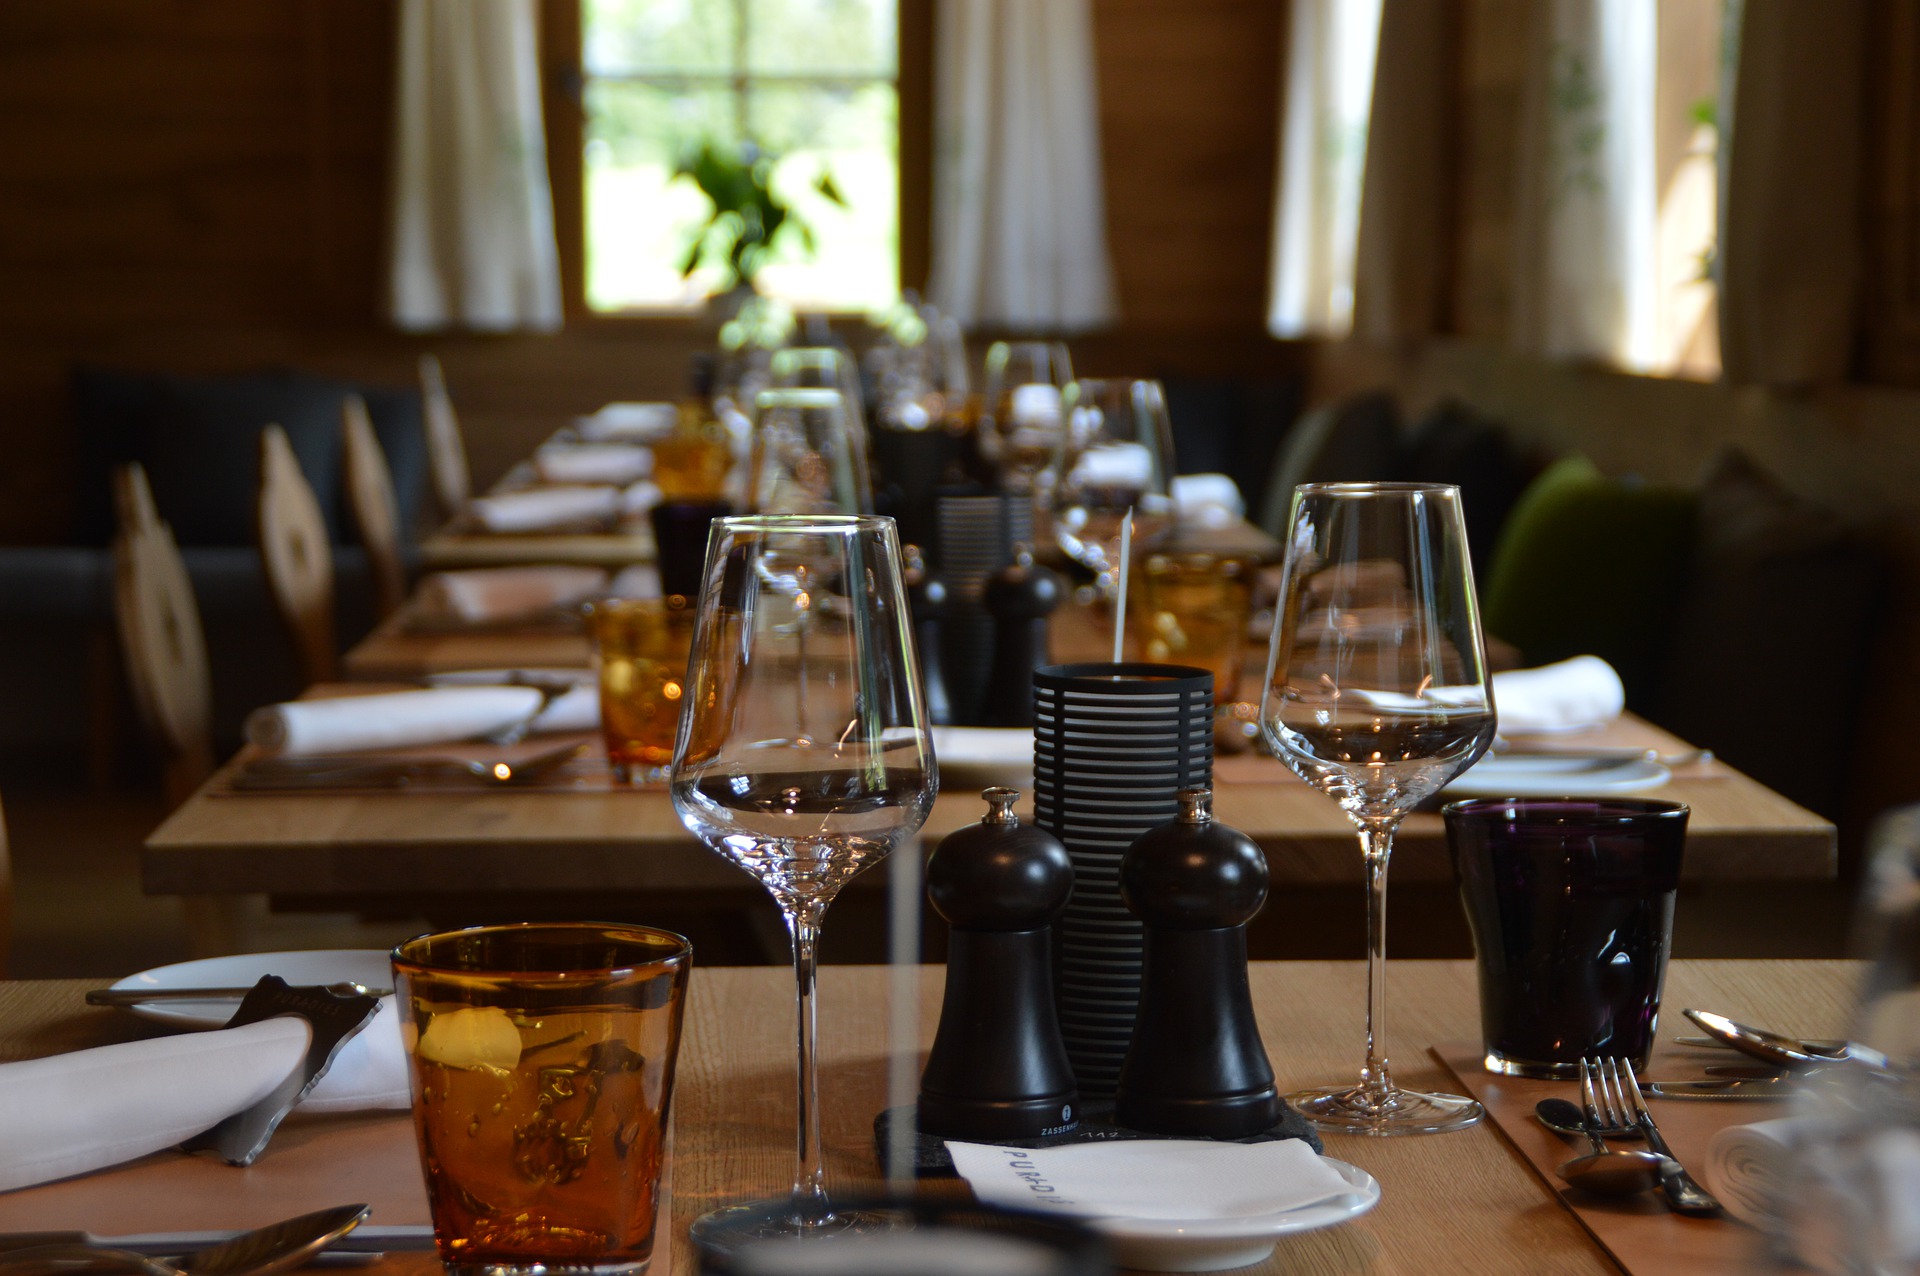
[178,976,382,1166]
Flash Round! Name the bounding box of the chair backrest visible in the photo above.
[418,353,471,518]
[342,393,408,620]
[112,463,215,803]
[258,423,338,684]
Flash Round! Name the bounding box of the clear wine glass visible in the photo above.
[671,514,937,1250]
[747,387,874,516]
[769,345,870,439]
[1259,482,1496,1135]
[980,340,1073,491]
[1052,377,1177,597]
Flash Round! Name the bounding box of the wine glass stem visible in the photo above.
[786,905,830,1223]
[1359,824,1397,1108]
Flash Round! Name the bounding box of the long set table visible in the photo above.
[0,959,1855,1274]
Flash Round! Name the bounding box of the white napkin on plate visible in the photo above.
[608,564,663,599]
[420,565,608,623]
[622,480,663,515]
[246,687,545,756]
[1491,655,1625,733]
[575,401,680,442]
[532,684,600,733]
[534,443,654,486]
[469,486,621,532]
[1173,473,1246,527]
[946,1138,1353,1221]
[0,1000,407,1192]
[1069,443,1156,489]
[1708,1118,1920,1270]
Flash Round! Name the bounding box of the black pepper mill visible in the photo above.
[1115,787,1280,1138]
[981,545,1063,727]
[919,787,1081,1139]
[903,543,954,726]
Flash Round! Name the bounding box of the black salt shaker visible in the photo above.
[919,787,1080,1140]
[1115,787,1280,1138]
[982,545,1063,727]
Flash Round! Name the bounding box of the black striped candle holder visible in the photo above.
[1032,661,1214,1098]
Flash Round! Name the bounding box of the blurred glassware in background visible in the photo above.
[980,340,1074,493]
[771,345,869,441]
[1053,377,1177,598]
[1129,552,1255,706]
[747,387,873,516]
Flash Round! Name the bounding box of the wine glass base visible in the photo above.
[687,1200,900,1263]
[1287,1083,1484,1136]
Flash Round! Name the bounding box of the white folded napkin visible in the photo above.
[532,684,600,733]
[575,401,680,442]
[622,480,663,515]
[931,726,1035,773]
[1708,1118,1920,1271]
[946,1138,1353,1221]
[0,1000,407,1193]
[1069,442,1156,489]
[246,687,545,756]
[1173,473,1246,527]
[470,486,622,532]
[1491,655,1625,733]
[534,443,654,486]
[419,565,609,623]
[1010,383,1062,428]
[607,564,663,599]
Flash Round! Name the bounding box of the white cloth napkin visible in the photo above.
[534,442,654,486]
[420,565,608,622]
[246,687,545,756]
[531,684,600,732]
[575,401,680,442]
[1010,383,1062,428]
[1491,655,1625,733]
[946,1138,1353,1221]
[1173,473,1246,527]
[1708,1118,1920,1271]
[1069,443,1156,489]
[0,1000,407,1192]
[470,486,622,532]
[931,726,1035,773]
[607,564,663,599]
[622,480,663,515]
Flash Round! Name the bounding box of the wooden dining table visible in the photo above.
[0,958,1856,1274]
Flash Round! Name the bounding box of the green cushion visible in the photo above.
[1483,455,1698,709]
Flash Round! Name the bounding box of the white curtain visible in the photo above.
[926,0,1117,332]
[1508,0,1658,367]
[388,0,563,332]
[1717,0,1868,386]
[1266,0,1383,339]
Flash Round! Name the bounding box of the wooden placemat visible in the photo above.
[1432,1040,1780,1275]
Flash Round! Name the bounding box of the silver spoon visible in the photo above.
[1556,1064,1670,1197]
[1683,1008,1897,1074]
[0,1205,369,1276]
[1535,1096,1640,1140]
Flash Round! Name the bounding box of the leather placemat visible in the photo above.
[1432,1041,1780,1275]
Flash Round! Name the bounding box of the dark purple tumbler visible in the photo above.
[1444,798,1688,1078]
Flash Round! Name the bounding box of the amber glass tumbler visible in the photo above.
[586,596,696,783]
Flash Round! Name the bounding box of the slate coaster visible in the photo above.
[873,1100,1323,1178]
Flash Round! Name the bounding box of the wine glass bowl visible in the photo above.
[747,387,873,517]
[671,514,936,1250]
[1052,377,1177,594]
[1260,482,1495,1135]
[980,340,1073,490]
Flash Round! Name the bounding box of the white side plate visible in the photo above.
[1445,754,1671,797]
[1097,1157,1381,1272]
[106,949,394,1029]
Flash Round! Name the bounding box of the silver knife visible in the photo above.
[0,1225,435,1260]
[1643,1078,1790,1100]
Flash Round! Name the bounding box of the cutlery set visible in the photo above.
[230,740,585,791]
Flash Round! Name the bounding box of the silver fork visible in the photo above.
[1598,1057,1724,1216]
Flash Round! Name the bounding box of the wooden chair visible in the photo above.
[342,394,408,620]
[111,463,215,808]
[419,353,471,520]
[257,424,337,684]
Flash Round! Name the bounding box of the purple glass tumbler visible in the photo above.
[1444,798,1688,1078]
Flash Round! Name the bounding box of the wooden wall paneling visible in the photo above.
[1863,0,1920,383]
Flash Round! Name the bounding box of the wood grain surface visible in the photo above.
[0,960,1857,1275]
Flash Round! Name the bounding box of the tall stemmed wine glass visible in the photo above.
[671,515,937,1249]
[1259,483,1496,1135]
[747,387,873,516]
[1052,377,1177,598]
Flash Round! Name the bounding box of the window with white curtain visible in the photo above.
[580,0,899,313]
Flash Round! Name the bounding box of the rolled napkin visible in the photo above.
[469,486,622,532]
[575,401,680,442]
[0,1002,406,1192]
[534,442,654,486]
[607,563,663,599]
[1068,442,1155,489]
[246,687,544,756]
[1491,655,1625,733]
[1708,1118,1920,1271]
[531,684,599,733]
[947,1138,1353,1220]
[621,480,663,516]
[1009,383,1062,428]
[1173,473,1246,527]
[420,565,609,623]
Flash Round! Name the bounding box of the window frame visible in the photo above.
[541,0,930,326]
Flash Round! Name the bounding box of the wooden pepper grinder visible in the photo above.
[919,787,1080,1139]
[1115,787,1281,1138]
[981,544,1063,727]
[903,543,954,726]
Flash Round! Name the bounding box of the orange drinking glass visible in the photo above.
[393,923,692,1276]
[586,596,696,783]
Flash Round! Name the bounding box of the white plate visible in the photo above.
[932,726,1035,792]
[1445,754,1671,798]
[107,949,394,1030]
[1097,1158,1381,1271]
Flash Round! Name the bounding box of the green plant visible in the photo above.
[675,140,845,293]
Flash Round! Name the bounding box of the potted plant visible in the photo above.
[675,140,844,310]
